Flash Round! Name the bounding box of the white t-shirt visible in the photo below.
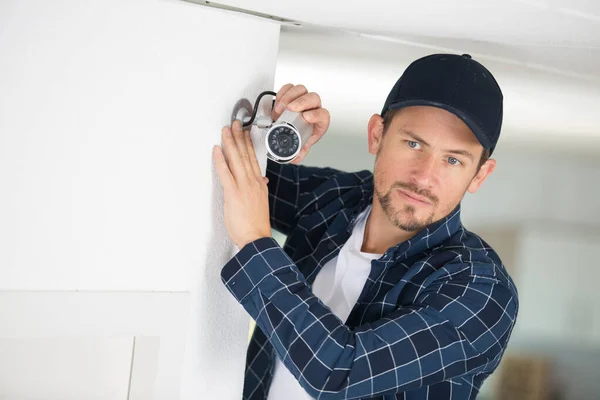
[267,205,383,400]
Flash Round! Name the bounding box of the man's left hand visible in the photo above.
[213,120,271,249]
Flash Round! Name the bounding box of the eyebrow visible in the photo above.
[398,129,476,162]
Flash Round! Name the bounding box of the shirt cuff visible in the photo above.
[221,236,291,303]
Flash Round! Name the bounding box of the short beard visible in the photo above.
[375,182,437,232]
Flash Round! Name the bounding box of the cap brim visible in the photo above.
[387,100,493,151]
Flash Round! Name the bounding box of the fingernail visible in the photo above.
[275,103,285,114]
[224,128,231,137]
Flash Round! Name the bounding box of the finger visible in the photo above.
[243,126,263,179]
[291,133,320,165]
[303,132,321,149]
[271,83,294,120]
[262,177,269,185]
[289,109,330,165]
[290,147,307,165]
[221,125,247,183]
[273,84,308,120]
[302,108,330,141]
[231,120,253,179]
[213,145,235,191]
[288,92,322,113]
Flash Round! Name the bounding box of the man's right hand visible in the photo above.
[271,84,330,165]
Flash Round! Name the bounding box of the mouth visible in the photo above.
[395,189,432,206]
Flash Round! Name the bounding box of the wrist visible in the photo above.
[237,233,271,249]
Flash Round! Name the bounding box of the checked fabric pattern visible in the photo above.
[221,159,519,400]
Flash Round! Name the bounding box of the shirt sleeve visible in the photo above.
[266,159,341,236]
[221,237,518,400]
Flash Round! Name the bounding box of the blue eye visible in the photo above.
[448,157,461,165]
[407,141,420,149]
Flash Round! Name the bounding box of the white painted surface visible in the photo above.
[0,0,277,292]
[0,0,279,398]
[129,337,161,400]
[216,0,600,47]
[213,0,600,83]
[0,291,190,398]
[0,337,134,400]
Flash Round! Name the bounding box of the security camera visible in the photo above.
[265,109,313,164]
[232,91,314,164]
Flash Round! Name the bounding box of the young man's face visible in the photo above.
[368,105,496,232]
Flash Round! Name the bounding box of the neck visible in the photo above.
[361,197,418,254]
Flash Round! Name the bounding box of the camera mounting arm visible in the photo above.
[231,91,277,129]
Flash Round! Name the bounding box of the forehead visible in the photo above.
[391,106,481,148]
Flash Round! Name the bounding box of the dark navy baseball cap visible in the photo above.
[381,53,503,155]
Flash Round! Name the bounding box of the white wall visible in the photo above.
[0,0,279,398]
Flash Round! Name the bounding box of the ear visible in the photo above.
[467,158,496,193]
[368,114,385,155]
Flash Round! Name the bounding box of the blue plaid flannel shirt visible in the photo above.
[221,159,519,400]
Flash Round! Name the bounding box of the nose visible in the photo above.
[410,154,437,188]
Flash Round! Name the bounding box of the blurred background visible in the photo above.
[267,19,600,400]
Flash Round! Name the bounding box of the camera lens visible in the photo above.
[267,126,300,159]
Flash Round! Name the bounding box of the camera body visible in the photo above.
[265,110,313,164]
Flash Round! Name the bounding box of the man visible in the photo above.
[213,53,518,400]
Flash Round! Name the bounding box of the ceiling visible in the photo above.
[205,0,600,46]
[199,0,600,80]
